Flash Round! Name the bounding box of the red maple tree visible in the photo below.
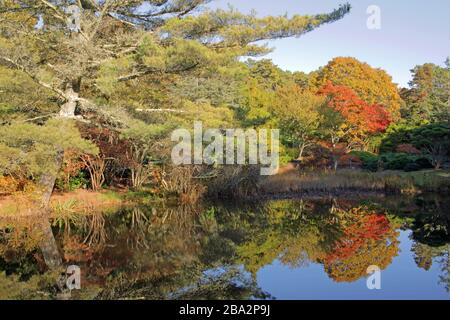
[318,82,392,135]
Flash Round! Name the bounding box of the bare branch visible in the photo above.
[89,0,113,40]
[0,6,38,14]
[117,62,200,82]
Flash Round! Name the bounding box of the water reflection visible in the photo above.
[0,196,449,299]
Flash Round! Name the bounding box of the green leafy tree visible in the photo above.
[0,119,97,204]
[0,0,351,205]
[379,121,420,153]
[401,62,450,123]
[271,85,325,161]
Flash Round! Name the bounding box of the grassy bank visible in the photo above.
[0,190,125,217]
[0,187,173,217]
[259,169,450,197]
[1,169,449,217]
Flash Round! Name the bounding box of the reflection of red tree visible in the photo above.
[326,214,390,263]
[323,208,399,282]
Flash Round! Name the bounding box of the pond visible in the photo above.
[0,195,449,300]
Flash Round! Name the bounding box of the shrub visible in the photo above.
[0,176,21,195]
[0,176,35,195]
[403,163,422,172]
[162,165,206,204]
[348,151,433,172]
[379,153,432,171]
[350,151,379,172]
[380,153,413,170]
[338,154,363,168]
[415,157,434,170]
[302,143,333,169]
[396,144,421,155]
[55,171,89,192]
[206,165,261,200]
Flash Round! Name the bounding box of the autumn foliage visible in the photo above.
[325,213,391,264]
[313,57,403,119]
[318,82,392,135]
[323,207,399,282]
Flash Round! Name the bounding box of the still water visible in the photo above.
[0,196,449,300]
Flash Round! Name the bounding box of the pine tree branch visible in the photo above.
[117,63,200,82]
[135,108,185,113]
[0,55,66,99]
[38,0,67,22]
[89,0,114,40]
[107,12,137,27]
[117,69,157,82]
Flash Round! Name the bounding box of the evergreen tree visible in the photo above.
[0,1,351,206]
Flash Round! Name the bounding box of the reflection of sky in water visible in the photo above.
[256,230,449,300]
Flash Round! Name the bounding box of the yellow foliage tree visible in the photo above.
[313,57,403,120]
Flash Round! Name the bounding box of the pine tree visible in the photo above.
[0,0,350,207]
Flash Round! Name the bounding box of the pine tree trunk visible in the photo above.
[34,82,82,269]
[38,82,80,208]
[38,218,62,269]
[38,149,64,208]
[37,80,83,207]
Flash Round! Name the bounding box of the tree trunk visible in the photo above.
[38,149,64,208]
[33,151,64,271]
[434,161,442,170]
[333,158,338,171]
[38,218,62,269]
[38,80,81,208]
[297,144,306,162]
[331,137,339,171]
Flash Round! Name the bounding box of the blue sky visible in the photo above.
[207,0,450,87]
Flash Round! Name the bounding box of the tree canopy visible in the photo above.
[313,57,403,120]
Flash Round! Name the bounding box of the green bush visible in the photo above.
[403,163,421,172]
[279,147,299,166]
[350,151,433,172]
[68,172,89,190]
[380,153,411,170]
[379,153,432,171]
[350,151,379,171]
[55,171,89,192]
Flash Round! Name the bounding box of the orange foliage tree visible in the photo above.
[318,82,391,136]
[313,57,402,119]
[318,82,391,166]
